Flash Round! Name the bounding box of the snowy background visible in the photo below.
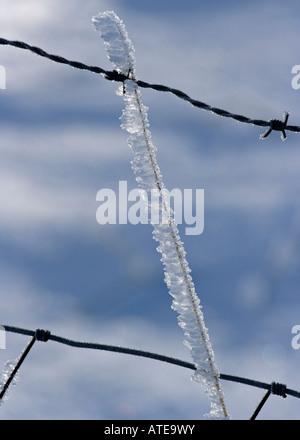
[0,0,300,420]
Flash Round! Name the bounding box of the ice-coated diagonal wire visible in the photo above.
[1,37,300,139]
[92,11,230,420]
[0,336,36,402]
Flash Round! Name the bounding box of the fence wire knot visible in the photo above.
[35,329,51,342]
[104,69,129,83]
[260,112,290,141]
[270,382,287,398]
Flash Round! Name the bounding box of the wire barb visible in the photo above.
[260,112,290,141]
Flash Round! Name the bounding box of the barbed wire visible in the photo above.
[1,325,299,419]
[1,37,300,140]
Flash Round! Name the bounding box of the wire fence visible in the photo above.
[1,325,299,420]
[0,35,299,420]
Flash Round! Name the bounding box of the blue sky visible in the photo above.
[0,0,300,420]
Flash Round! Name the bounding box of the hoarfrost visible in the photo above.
[92,11,135,77]
[0,358,20,406]
[93,10,230,419]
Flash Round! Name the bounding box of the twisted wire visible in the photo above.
[1,37,300,139]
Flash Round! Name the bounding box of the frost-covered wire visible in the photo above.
[0,335,36,402]
[92,10,230,420]
[0,37,299,139]
[0,359,20,404]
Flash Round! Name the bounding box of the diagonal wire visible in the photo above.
[1,37,300,139]
[0,335,36,400]
[250,382,288,420]
[250,390,271,420]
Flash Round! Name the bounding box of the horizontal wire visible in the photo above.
[2,324,300,400]
[0,38,110,76]
[1,37,300,138]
